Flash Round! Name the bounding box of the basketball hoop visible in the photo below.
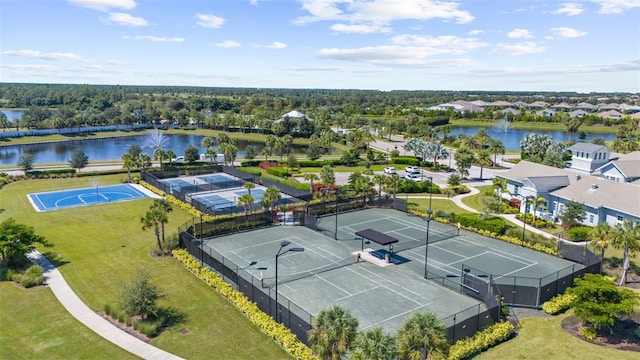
[90,179,101,203]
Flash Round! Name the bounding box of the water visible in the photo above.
[448,126,617,150]
[0,134,308,165]
[0,109,23,122]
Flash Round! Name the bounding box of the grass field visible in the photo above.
[406,197,473,216]
[0,175,291,359]
[0,282,139,360]
[476,311,640,360]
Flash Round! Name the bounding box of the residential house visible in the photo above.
[550,102,572,112]
[550,177,640,227]
[598,110,624,120]
[567,143,611,173]
[595,151,640,183]
[569,109,589,118]
[497,161,573,220]
[575,102,596,112]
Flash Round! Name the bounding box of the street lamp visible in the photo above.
[424,178,433,279]
[275,240,304,322]
[516,195,531,247]
[199,205,214,266]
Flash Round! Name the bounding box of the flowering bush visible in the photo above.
[448,321,515,360]
[172,249,317,360]
[259,161,281,170]
[542,292,577,315]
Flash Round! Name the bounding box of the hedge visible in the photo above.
[448,321,515,360]
[568,226,592,241]
[391,156,421,166]
[454,213,507,235]
[172,249,317,360]
[542,292,577,315]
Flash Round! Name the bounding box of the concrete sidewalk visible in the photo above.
[27,251,184,360]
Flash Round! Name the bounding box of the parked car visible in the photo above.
[384,167,397,174]
[405,165,420,174]
[405,173,422,182]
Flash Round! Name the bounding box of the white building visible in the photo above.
[567,143,611,173]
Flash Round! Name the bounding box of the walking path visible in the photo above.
[27,250,184,360]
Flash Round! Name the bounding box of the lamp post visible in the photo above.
[517,195,530,247]
[199,206,214,266]
[333,187,352,240]
[275,240,304,322]
[424,177,433,279]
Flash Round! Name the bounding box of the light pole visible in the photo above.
[275,240,304,322]
[424,177,433,279]
[517,195,530,247]
[199,206,214,266]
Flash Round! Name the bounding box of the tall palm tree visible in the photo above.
[386,174,403,201]
[424,141,449,171]
[151,199,173,244]
[153,148,166,170]
[237,193,254,217]
[304,173,319,194]
[283,134,294,155]
[492,177,510,212]
[243,182,255,213]
[122,152,135,183]
[350,326,397,360]
[396,311,448,360]
[611,220,640,285]
[488,138,505,166]
[373,174,387,201]
[261,186,281,210]
[140,206,168,252]
[274,137,286,161]
[473,128,490,149]
[206,148,218,164]
[475,149,493,180]
[349,172,373,206]
[261,146,272,162]
[589,223,614,273]
[308,305,359,360]
[320,165,336,188]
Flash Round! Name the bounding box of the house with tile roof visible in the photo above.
[598,109,624,120]
[575,102,596,112]
[550,102,573,111]
[569,109,589,118]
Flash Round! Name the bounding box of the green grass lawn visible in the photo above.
[476,312,639,360]
[406,197,472,215]
[0,176,291,359]
[460,185,493,211]
[0,282,139,360]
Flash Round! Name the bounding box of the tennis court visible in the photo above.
[28,184,150,212]
[316,208,576,286]
[204,225,485,333]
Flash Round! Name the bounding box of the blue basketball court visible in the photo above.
[28,184,150,212]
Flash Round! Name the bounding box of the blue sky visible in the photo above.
[1,0,639,92]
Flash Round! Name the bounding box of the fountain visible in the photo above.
[145,127,169,151]
[493,117,511,133]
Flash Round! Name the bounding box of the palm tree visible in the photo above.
[475,149,493,180]
[424,141,449,171]
[261,186,281,210]
[492,177,510,212]
[261,146,272,162]
[165,150,176,164]
[611,220,640,285]
[373,174,386,201]
[122,153,135,183]
[206,148,218,164]
[473,128,490,149]
[308,305,359,360]
[488,138,505,166]
[274,137,286,161]
[283,134,294,155]
[350,326,397,360]
[304,173,319,194]
[396,312,448,360]
[349,172,373,206]
[386,174,403,201]
[243,182,255,212]
[237,193,254,217]
[153,148,166,170]
[320,165,336,188]
[589,223,614,273]
[140,205,168,252]
[151,199,172,244]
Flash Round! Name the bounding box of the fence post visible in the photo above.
[536,277,542,308]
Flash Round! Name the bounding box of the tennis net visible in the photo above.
[261,255,357,288]
[392,227,459,252]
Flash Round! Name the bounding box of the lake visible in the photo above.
[447,126,617,150]
[0,134,308,166]
[0,109,23,122]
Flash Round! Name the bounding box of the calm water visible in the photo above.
[0,109,23,122]
[0,134,307,165]
[448,126,617,150]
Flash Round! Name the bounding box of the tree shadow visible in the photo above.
[158,306,188,330]
[40,251,70,268]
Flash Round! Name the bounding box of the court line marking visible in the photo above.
[344,265,430,305]
[448,237,538,265]
[493,262,539,280]
[334,285,382,302]
[365,304,432,331]
[315,275,351,296]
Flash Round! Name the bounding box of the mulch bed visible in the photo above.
[561,314,640,352]
[98,311,151,343]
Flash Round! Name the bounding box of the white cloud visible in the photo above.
[2,49,86,61]
[553,3,584,16]
[474,60,640,76]
[294,0,474,25]
[249,0,260,4]
[196,13,225,28]
[85,65,104,71]
[490,42,547,55]
[316,45,476,67]
[1,64,58,72]
[330,23,391,33]
[391,34,487,54]
[107,12,148,26]
[468,29,484,35]
[108,59,126,65]
[507,29,533,39]
[551,27,588,38]
[216,40,242,48]
[122,35,185,42]
[263,42,287,49]
[67,0,136,12]
[592,0,640,14]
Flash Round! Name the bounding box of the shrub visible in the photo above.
[448,321,515,360]
[455,213,507,235]
[297,160,334,167]
[259,161,280,170]
[582,326,597,340]
[568,226,592,241]
[267,166,289,178]
[542,292,577,315]
[635,327,640,338]
[240,160,262,167]
[390,156,420,166]
[449,185,470,194]
[18,265,45,288]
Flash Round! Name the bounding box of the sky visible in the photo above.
[1,0,639,92]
